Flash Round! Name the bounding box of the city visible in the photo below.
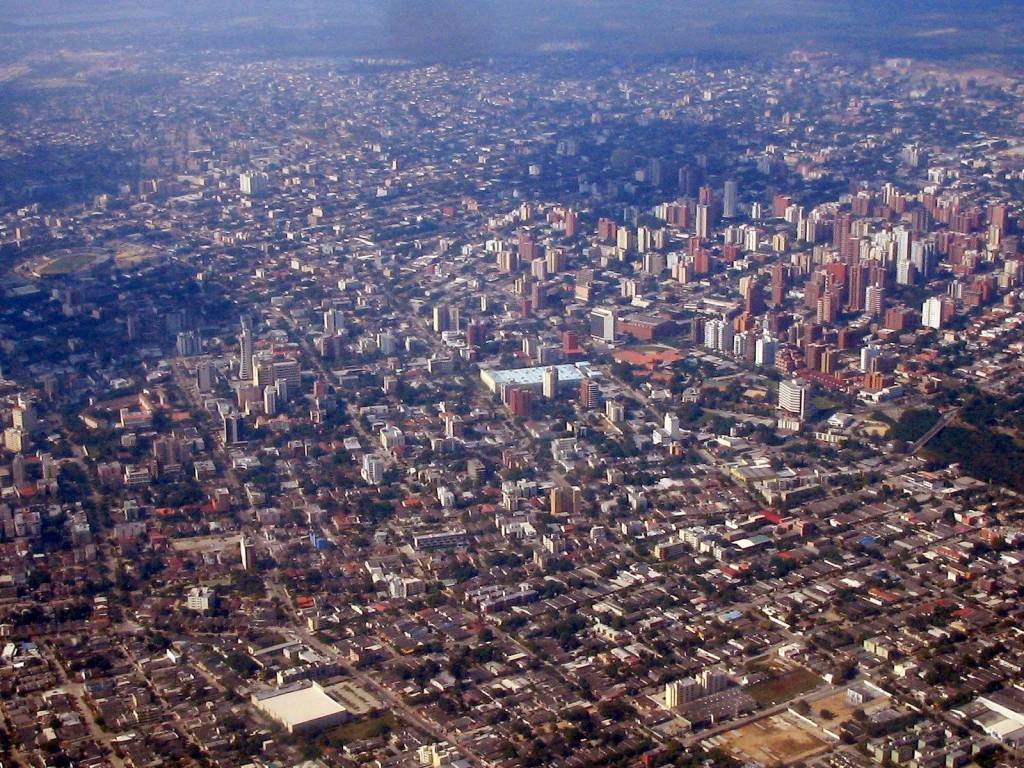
[2,7,1024,768]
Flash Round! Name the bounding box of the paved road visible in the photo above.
[910,407,959,454]
[45,641,127,768]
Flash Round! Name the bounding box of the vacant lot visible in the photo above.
[324,712,395,745]
[808,688,890,727]
[711,713,828,767]
[744,667,822,706]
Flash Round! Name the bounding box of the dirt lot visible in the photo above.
[807,688,890,727]
[708,713,829,767]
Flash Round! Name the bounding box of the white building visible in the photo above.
[186,586,215,612]
[922,296,945,329]
[590,307,616,342]
[778,379,810,420]
[239,171,268,196]
[361,454,384,485]
[755,335,777,367]
[542,366,559,399]
[252,682,350,735]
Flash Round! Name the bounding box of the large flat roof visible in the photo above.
[255,683,346,727]
[480,362,597,391]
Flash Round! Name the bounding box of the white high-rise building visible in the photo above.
[860,345,881,373]
[263,386,277,416]
[778,379,810,420]
[664,413,681,439]
[755,335,777,367]
[894,226,911,264]
[590,308,616,342]
[542,366,559,399]
[695,203,710,239]
[323,309,341,335]
[239,171,268,196]
[922,296,944,330]
[911,240,934,279]
[238,328,253,382]
[896,256,915,286]
[361,454,384,485]
[703,318,734,353]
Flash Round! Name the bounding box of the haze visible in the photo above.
[1,0,1022,63]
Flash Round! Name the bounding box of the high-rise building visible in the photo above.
[432,304,450,334]
[239,171,268,196]
[273,359,301,393]
[4,430,26,454]
[238,328,254,382]
[778,379,809,420]
[723,180,738,219]
[196,361,213,393]
[590,308,616,342]
[11,453,26,485]
[922,296,945,329]
[860,344,881,373]
[896,256,915,286]
[579,377,601,409]
[755,335,777,367]
[253,356,275,387]
[12,403,36,433]
[361,454,385,485]
[176,330,203,357]
[505,387,533,419]
[323,308,342,335]
[703,318,733,353]
[770,263,787,307]
[263,386,277,416]
[542,366,559,399]
[695,203,710,239]
[223,413,242,445]
[911,240,935,279]
[865,284,885,316]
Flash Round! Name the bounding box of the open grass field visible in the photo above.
[324,711,395,744]
[744,667,822,706]
[29,248,109,277]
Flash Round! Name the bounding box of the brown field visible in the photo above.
[808,688,890,727]
[710,713,829,766]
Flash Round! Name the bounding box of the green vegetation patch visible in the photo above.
[890,407,940,443]
[324,712,395,746]
[925,425,1024,494]
[37,251,103,275]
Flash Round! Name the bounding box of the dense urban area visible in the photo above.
[2,38,1024,768]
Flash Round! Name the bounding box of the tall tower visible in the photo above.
[239,328,253,382]
[723,180,738,219]
[542,366,559,399]
[695,204,710,240]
